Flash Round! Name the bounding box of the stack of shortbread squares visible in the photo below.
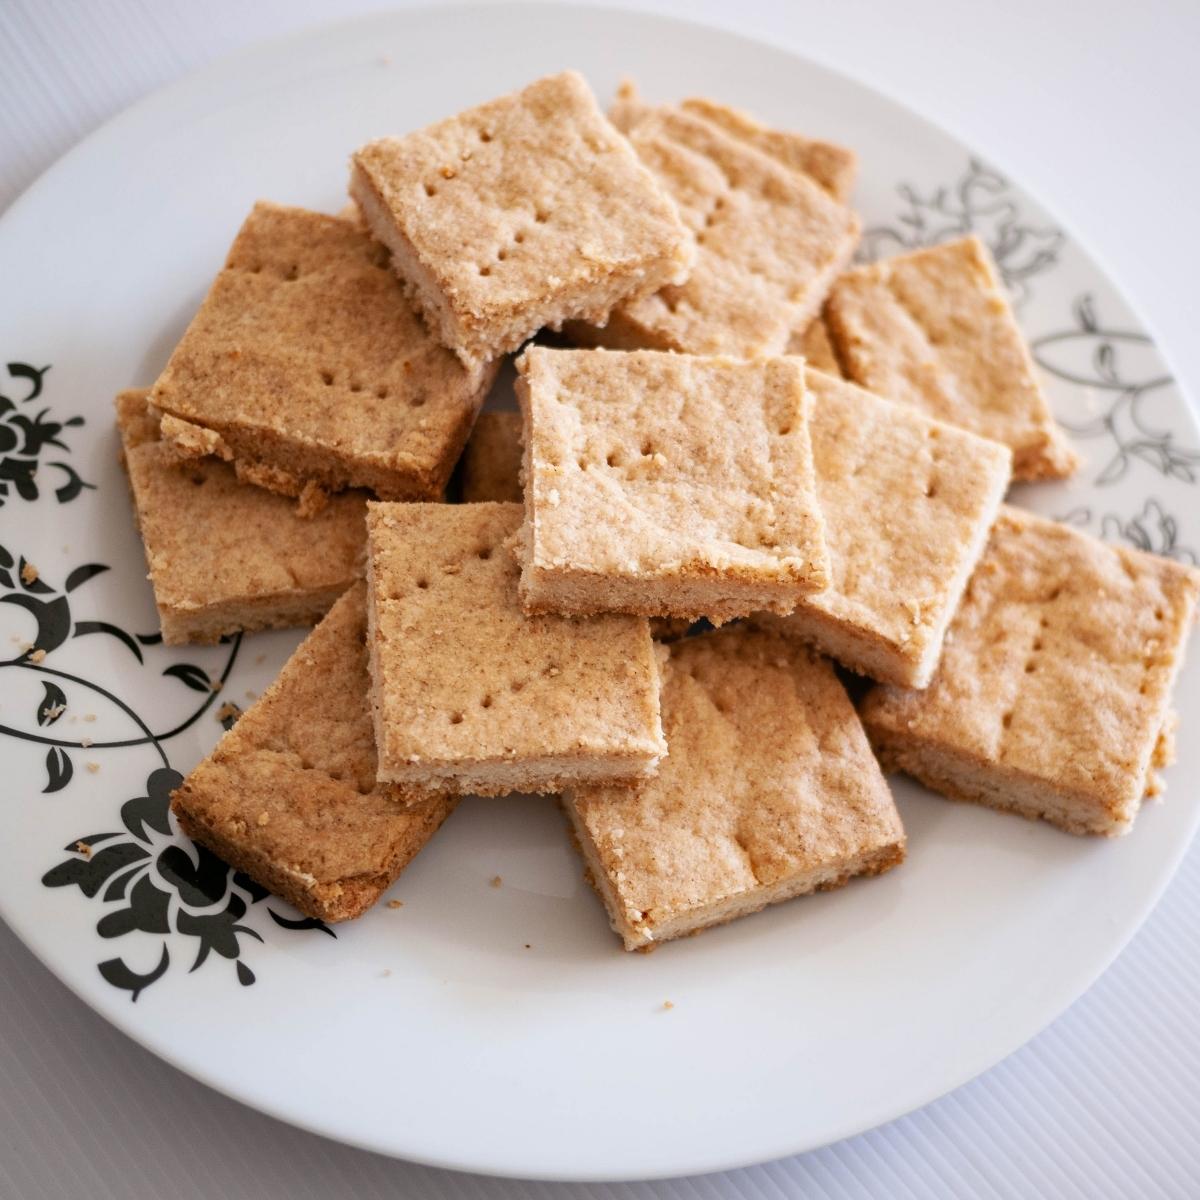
[116,71,1199,951]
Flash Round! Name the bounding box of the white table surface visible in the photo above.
[2,0,1198,1195]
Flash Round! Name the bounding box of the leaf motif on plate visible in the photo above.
[98,945,170,1004]
[63,563,108,593]
[268,909,335,938]
[0,362,94,509]
[1035,296,1200,488]
[43,841,149,898]
[73,619,145,662]
[37,680,67,726]
[43,746,73,793]
[162,662,212,692]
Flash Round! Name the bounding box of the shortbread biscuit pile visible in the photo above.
[112,71,1198,951]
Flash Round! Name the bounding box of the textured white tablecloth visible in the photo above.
[2,1,1198,1195]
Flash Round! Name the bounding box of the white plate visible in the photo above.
[1,3,1198,1183]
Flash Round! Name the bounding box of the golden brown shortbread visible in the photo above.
[609,86,859,355]
[678,97,857,202]
[609,84,857,203]
[171,585,456,922]
[365,501,666,796]
[350,71,693,367]
[861,506,1200,835]
[565,627,906,950]
[151,202,495,506]
[567,105,859,357]
[752,370,1011,687]
[116,390,366,645]
[456,409,691,641]
[824,235,1077,480]
[515,348,830,623]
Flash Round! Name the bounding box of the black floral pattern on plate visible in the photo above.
[1034,296,1200,487]
[0,364,334,999]
[1059,499,1197,565]
[859,157,1063,308]
[0,362,93,507]
[42,768,332,1001]
[1,553,338,997]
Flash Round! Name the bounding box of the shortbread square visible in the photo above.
[752,370,1011,687]
[824,235,1077,480]
[456,410,690,642]
[611,85,858,203]
[861,506,1200,835]
[171,584,456,922]
[678,97,857,202]
[151,202,495,506]
[567,104,859,357]
[349,71,693,367]
[565,627,906,951]
[459,410,524,503]
[516,348,830,623]
[610,88,857,355]
[116,390,366,644]
[365,501,666,796]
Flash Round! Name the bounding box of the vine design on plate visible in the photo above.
[859,157,1063,308]
[1059,499,1197,565]
[0,362,93,507]
[0,547,337,997]
[0,542,224,792]
[1033,295,1200,487]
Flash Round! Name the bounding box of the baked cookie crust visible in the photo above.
[171,585,456,922]
[861,506,1200,835]
[565,627,905,950]
[365,500,666,796]
[751,370,1011,687]
[516,348,830,623]
[350,71,693,366]
[824,235,1077,480]
[116,389,366,644]
[151,202,496,506]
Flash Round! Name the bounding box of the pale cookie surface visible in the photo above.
[861,506,1200,835]
[611,88,857,355]
[678,96,857,202]
[151,201,495,502]
[516,348,830,622]
[365,501,666,796]
[824,235,1077,480]
[116,390,367,645]
[171,584,456,922]
[565,627,906,951]
[752,370,1011,687]
[459,410,524,503]
[568,105,859,357]
[456,410,689,639]
[350,71,693,366]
